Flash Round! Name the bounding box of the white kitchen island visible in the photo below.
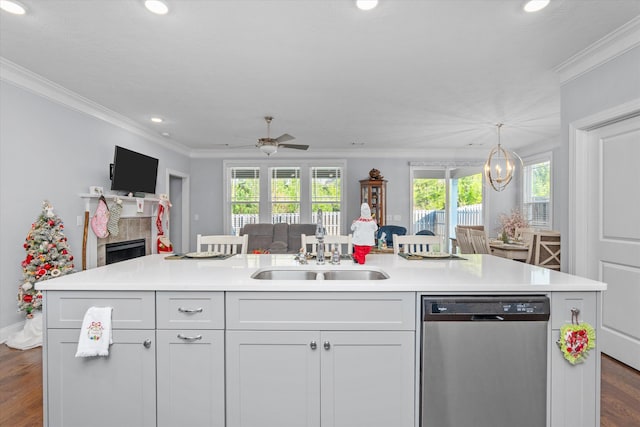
[38,253,606,427]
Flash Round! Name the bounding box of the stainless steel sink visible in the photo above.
[251,269,388,280]
[322,270,389,280]
[251,270,319,280]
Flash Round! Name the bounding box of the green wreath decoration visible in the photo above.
[557,322,596,365]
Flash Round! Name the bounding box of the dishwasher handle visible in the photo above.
[471,314,504,321]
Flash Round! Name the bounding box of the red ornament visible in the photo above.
[23,243,28,249]
[44,263,52,270]
[37,268,47,276]
[69,255,74,261]
[23,295,33,303]
[62,249,68,255]
[48,220,55,226]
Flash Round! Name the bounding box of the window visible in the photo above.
[522,157,552,229]
[271,167,301,224]
[311,167,342,235]
[229,167,260,235]
[225,161,345,235]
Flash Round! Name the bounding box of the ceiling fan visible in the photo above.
[257,116,309,156]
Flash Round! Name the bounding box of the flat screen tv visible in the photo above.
[110,146,158,194]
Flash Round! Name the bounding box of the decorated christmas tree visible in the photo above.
[18,200,75,317]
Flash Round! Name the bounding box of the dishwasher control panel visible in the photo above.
[423,296,550,321]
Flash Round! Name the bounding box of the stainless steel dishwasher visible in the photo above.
[421,296,550,427]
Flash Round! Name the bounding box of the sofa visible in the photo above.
[240,223,317,254]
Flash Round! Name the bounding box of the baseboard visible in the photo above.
[0,320,25,344]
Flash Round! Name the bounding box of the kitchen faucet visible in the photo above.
[315,209,326,264]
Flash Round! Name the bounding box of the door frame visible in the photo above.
[165,169,190,254]
[568,98,640,276]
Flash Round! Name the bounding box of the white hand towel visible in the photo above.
[75,306,113,357]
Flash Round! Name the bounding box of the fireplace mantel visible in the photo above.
[80,194,162,269]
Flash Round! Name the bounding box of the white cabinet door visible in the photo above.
[226,330,415,427]
[320,331,415,427]
[156,330,225,427]
[226,330,321,427]
[46,329,156,427]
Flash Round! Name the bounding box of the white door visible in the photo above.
[584,115,640,370]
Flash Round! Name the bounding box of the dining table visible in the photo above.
[488,241,530,261]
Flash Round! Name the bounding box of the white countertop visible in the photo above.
[37,253,606,293]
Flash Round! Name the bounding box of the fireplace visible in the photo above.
[105,239,146,265]
[96,217,153,267]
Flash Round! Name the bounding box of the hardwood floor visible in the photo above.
[1,344,639,426]
[601,354,640,427]
[0,344,42,427]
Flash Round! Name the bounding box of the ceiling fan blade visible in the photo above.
[275,133,295,143]
[279,143,309,150]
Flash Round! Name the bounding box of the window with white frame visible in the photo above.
[522,156,552,229]
[225,161,345,235]
[229,167,260,235]
[311,166,342,235]
[271,167,301,224]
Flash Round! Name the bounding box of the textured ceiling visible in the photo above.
[1,0,639,157]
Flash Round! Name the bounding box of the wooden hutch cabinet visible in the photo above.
[360,179,387,227]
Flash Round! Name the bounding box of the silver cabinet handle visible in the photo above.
[310,341,317,350]
[143,339,152,348]
[178,307,203,313]
[177,333,203,341]
[323,341,331,350]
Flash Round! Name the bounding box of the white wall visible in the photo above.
[558,46,640,271]
[0,80,191,333]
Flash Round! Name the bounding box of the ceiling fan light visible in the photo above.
[0,0,27,15]
[356,0,378,11]
[259,144,278,156]
[523,0,550,13]
[144,0,169,15]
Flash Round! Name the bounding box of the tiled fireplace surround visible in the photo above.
[96,217,152,267]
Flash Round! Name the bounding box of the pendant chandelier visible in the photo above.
[484,123,521,192]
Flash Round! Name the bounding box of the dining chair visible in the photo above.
[376,225,407,248]
[196,234,249,254]
[532,231,561,270]
[392,234,442,255]
[468,229,491,254]
[454,226,475,254]
[301,234,353,255]
[519,230,536,264]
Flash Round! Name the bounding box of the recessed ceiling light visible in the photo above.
[356,0,378,11]
[0,0,27,15]
[151,117,163,123]
[144,0,169,15]
[523,0,550,13]
[161,132,170,137]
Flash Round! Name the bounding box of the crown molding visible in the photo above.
[555,15,640,85]
[188,146,489,160]
[0,57,191,157]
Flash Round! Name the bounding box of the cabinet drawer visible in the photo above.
[551,292,597,329]
[226,292,415,330]
[156,292,224,329]
[46,291,155,329]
